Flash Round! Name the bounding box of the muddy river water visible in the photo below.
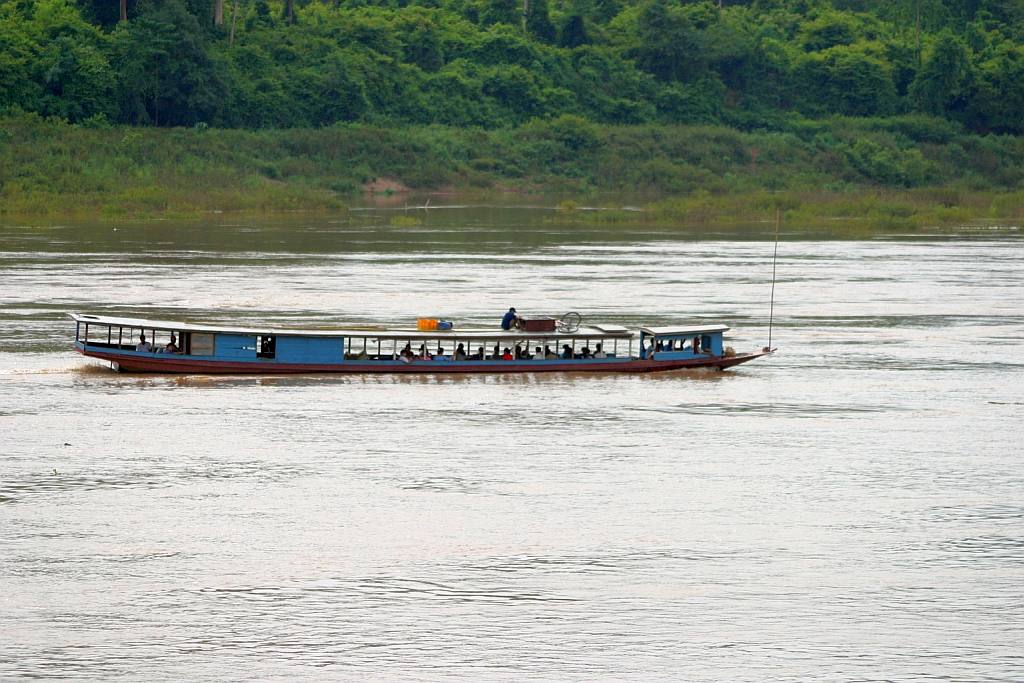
[1,204,1022,681]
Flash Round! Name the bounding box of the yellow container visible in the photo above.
[417,318,439,331]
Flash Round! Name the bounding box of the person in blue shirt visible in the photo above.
[501,307,520,330]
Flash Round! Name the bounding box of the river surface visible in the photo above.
[1,205,1022,681]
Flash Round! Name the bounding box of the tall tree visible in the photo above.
[405,19,445,72]
[910,31,973,115]
[481,0,519,25]
[525,0,556,42]
[632,0,704,82]
[559,14,588,47]
[119,0,226,126]
[970,44,1024,133]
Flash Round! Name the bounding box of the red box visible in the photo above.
[520,317,556,332]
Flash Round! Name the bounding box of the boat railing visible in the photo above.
[337,333,630,362]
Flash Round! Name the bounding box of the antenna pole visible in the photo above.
[768,206,780,351]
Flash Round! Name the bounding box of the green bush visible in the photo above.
[2,116,1024,216]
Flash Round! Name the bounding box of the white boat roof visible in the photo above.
[69,313,635,340]
[640,324,729,336]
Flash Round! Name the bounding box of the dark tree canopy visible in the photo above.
[1,0,1024,133]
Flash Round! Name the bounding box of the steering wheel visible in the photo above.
[558,312,581,333]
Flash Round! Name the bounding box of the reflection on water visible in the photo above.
[1,211,1023,681]
[4,193,1014,257]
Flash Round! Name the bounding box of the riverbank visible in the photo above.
[2,115,1022,229]
[597,189,1024,235]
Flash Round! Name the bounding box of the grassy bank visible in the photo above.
[637,188,1024,234]
[543,188,1024,237]
[2,114,1023,228]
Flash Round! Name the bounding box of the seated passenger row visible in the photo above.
[343,341,613,362]
[646,336,710,356]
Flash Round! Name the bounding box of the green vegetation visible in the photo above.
[2,113,1023,229]
[639,187,1024,233]
[3,0,1024,222]
[5,0,1024,131]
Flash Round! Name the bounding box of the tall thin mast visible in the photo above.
[768,206,780,350]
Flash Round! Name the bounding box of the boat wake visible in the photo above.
[3,362,116,376]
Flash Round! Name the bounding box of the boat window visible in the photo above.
[191,333,215,356]
[257,335,276,359]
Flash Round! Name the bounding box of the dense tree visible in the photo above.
[631,0,705,82]
[40,36,119,121]
[402,16,445,71]
[971,43,1024,132]
[559,14,588,47]
[118,0,227,125]
[801,12,858,51]
[909,30,973,115]
[524,0,556,42]
[2,0,1024,133]
[481,0,519,25]
[825,47,899,116]
[313,55,369,123]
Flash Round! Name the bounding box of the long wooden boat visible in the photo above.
[69,313,772,374]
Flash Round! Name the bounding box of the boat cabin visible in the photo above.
[70,314,637,365]
[638,325,728,360]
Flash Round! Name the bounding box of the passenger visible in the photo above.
[490,344,501,360]
[164,334,181,354]
[135,334,152,353]
[514,344,524,359]
[645,339,656,359]
[501,307,521,331]
[501,347,514,361]
[533,346,545,360]
[561,344,573,360]
[418,343,430,360]
[473,346,485,360]
[400,343,415,363]
[593,343,607,358]
[693,336,702,354]
[433,347,451,361]
[545,345,558,360]
[580,347,591,359]
[454,343,467,361]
